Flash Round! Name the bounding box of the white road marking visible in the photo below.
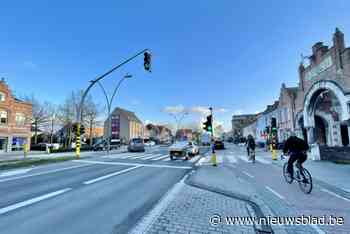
[321,188,350,202]
[0,188,72,215]
[189,155,201,163]
[129,175,187,234]
[83,166,142,185]
[310,224,326,234]
[162,158,171,161]
[0,168,33,177]
[237,154,250,163]
[141,154,163,160]
[75,160,192,169]
[265,186,285,200]
[151,155,169,161]
[255,157,271,164]
[131,154,153,159]
[0,164,91,183]
[242,171,254,178]
[120,153,140,159]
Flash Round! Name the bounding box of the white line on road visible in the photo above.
[0,188,72,215]
[0,164,91,183]
[83,166,142,185]
[141,154,163,160]
[265,186,285,200]
[0,168,33,177]
[151,155,169,161]
[242,171,254,178]
[75,160,192,169]
[321,188,350,202]
[129,175,187,234]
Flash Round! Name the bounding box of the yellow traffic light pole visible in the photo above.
[209,107,217,166]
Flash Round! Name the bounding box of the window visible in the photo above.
[16,113,26,126]
[0,92,5,102]
[0,110,7,124]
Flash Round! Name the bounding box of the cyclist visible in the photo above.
[283,133,309,179]
[246,134,256,160]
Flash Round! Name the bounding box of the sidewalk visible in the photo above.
[236,145,350,194]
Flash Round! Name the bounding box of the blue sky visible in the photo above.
[1,0,350,130]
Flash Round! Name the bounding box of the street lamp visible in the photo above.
[169,111,189,141]
[97,73,133,154]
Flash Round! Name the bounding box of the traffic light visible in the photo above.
[80,124,85,135]
[203,115,213,132]
[271,118,277,135]
[72,123,78,134]
[144,52,152,72]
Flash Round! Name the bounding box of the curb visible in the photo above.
[185,171,274,234]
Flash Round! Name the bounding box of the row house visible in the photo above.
[0,79,32,152]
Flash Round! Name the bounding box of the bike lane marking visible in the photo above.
[242,171,254,178]
[265,186,285,200]
[320,188,350,202]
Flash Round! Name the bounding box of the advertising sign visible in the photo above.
[111,115,120,139]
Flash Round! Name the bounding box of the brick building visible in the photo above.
[295,28,350,160]
[0,79,32,152]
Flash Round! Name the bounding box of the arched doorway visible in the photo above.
[304,81,350,147]
[314,115,327,145]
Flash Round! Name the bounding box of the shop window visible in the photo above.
[0,92,5,102]
[16,113,26,126]
[0,110,7,124]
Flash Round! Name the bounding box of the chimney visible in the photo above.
[333,27,345,51]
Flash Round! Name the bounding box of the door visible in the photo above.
[0,137,8,152]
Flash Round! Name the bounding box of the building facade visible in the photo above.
[104,107,143,143]
[0,79,32,152]
[144,124,172,143]
[231,114,259,138]
[294,28,350,160]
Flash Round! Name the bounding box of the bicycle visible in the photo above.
[248,148,255,163]
[283,161,313,194]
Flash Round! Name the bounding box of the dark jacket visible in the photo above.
[283,136,309,154]
[246,138,256,150]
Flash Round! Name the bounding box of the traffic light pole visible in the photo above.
[75,49,149,159]
[209,107,217,166]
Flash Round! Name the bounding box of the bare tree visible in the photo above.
[84,95,103,146]
[23,95,50,145]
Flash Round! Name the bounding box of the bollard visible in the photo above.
[23,143,28,158]
[272,149,277,160]
[211,153,217,166]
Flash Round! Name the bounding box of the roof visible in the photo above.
[263,101,279,114]
[112,107,142,124]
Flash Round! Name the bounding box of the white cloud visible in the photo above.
[190,106,228,116]
[163,105,186,114]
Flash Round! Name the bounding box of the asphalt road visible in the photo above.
[0,146,204,234]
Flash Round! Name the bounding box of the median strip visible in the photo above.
[0,188,72,215]
[83,166,142,185]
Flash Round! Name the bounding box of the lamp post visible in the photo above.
[170,111,188,141]
[97,74,132,154]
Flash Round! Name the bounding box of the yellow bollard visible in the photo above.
[272,149,277,160]
[211,153,217,166]
[23,143,28,158]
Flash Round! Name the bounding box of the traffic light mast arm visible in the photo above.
[75,48,150,158]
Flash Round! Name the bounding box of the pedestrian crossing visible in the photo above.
[102,152,200,163]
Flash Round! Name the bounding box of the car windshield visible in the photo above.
[132,138,142,144]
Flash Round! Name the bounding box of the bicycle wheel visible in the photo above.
[298,168,313,194]
[283,163,293,184]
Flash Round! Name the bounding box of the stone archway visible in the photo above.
[303,80,350,159]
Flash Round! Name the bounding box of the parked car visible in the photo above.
[127,138,145,152]
[214,140,225,150]
[93,139,120,151]
[169,141,199,160]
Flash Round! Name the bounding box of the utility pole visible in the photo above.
[75,48,151,159]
